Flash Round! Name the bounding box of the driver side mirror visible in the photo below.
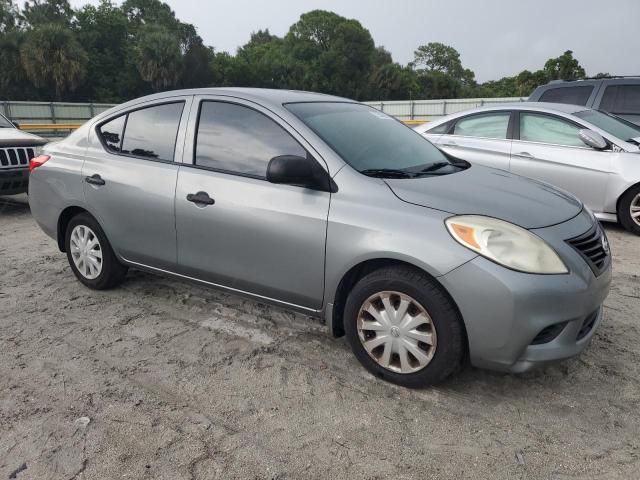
[579,129,608,150]
[266,155,336,192]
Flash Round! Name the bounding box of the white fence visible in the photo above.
[1,97,527,129]
[363,97,526,121]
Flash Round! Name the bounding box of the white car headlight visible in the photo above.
[445,215,568,274]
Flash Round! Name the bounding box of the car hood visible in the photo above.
[385,165,583,229]
[0,128,48,147]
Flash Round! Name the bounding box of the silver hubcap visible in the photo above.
[357,291,437,374]
[631,193,640,227]
[70,225,103,280]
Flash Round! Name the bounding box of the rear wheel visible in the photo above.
[344,266,465,388]
[618,185,640,235]
[65,213,127,289]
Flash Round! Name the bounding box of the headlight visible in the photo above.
[445,215,568,274]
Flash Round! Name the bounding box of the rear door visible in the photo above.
[596,82,640,126]
[434,111,513,171]
[174,97,330,310]
[82,97,191,269]
[510,111,611,213]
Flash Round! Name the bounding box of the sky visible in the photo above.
[70,0,640,82]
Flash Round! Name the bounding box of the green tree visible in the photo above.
[22,0,73,26]
[20,23,88,99]
[543,50,586,81]
[0,0,20,31]
[134,25,182,91]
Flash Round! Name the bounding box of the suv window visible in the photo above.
[99,115,126,152]
[121,103,184,161]
[600,85,640,115]
[453,113,510,139]
[538,86,593,106]
[195,101,306,178]
[519,113,585,147]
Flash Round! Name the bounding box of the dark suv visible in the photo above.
[529,77,640,126]
[0,113,47,195]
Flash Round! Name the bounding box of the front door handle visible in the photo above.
[515,151,534,158]
[186,191,215,206]
[443,141,457,147]
[85,174,105,186]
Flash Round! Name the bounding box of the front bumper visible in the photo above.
[439,209,611,373]
[0,168,29,195]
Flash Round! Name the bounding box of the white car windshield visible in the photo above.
[574,110,640,142]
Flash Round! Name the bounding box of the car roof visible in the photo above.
[472,102,589,114]
[114,87,353,111]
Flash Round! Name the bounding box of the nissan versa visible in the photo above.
[28,89,612,387]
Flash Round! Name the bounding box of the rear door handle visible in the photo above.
[443,141,457,147]
[85,174,105,186]
[186,191,215,206]
[514,151,534,158]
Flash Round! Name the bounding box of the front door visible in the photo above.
[510,111,611,213]
[175,98,330,310]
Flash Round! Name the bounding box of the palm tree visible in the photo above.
[20,24,88,99]
[134,25,181,91]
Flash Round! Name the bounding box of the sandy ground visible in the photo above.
[1,193,639,480]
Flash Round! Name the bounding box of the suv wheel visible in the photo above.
[65,213,128,289]
[618,185,640,235]
[344,265,465,388]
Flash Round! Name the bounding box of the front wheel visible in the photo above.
[344,266,465,388]
[65,213,128,289]
[618,185,640,235]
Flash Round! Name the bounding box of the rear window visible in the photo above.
[98,102,184,161]
[600,85,640,115]
[538,86,593,106]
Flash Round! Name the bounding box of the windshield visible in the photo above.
[574,109,640,142]
[0,114,13,128]
[285,102,464,178]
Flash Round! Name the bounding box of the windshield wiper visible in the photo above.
[360,168,416,179]
[417,162,452,174]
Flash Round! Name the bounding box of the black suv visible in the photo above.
[529,77,640,126]
[0,113,47,195]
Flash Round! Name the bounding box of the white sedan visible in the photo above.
[415,102,640,234]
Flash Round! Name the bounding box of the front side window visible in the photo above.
[121,103,184,161]
[285,102,461,177]
[0,113,13,128]
[99,115,125,152]
[519,113,585,147]
[453,113,510,139]
[538,86,593,106]
[195,101,306,178]
[600,85,640,115]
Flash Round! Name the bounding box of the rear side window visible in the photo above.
[121,103,184,161]
[426,120,453,134]
[99,115,125,152]
[600,85,640,115]
[453,113,510,139]
[538,86,593,106]
[519,113,585,147]
[194,101,306,178]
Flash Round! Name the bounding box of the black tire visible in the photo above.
[618,185,640,235]
[344,265,465,388]
[64,213,128,289]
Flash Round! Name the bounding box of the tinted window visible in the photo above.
[600,85,640,115]
[575,109,640,142]
[99,115,126,152]
[538,86,593,106]
[195,101,305,177]
[286,102,462,177]
[520,113,585,147]
[0,114,13,128]
[120,103,184,161]
[453,113,510,139]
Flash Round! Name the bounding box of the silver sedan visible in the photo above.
[415,102,640,234]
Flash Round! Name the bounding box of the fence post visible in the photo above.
[410,100,415,120]
[89,103,95,117]
[380,102,384,113]
[2,101,9,119]
[50,102,57,124]
[442,100,447,116]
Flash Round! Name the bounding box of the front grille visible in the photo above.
[566,223,610,276]
[576,310,599,341]
[0,147,36,169]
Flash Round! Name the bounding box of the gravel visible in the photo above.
[1,194,639,479]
